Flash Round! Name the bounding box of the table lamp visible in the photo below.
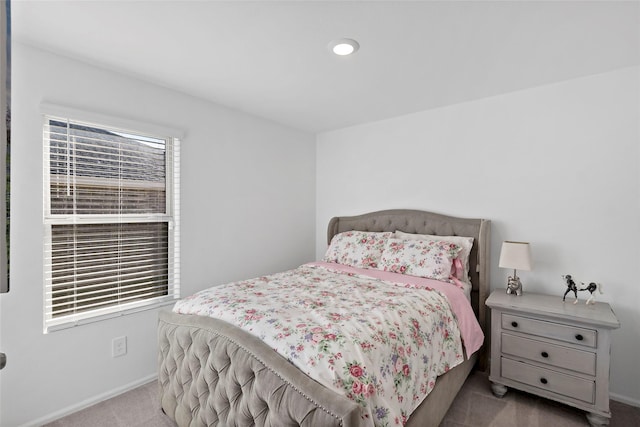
[499,241,532,295]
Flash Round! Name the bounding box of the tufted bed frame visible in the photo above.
[158,209,491,427]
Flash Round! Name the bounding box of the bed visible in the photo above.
[158,209,491,426]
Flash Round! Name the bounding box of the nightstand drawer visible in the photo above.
[502,313,596,348]
[502,333,596,375]
[501,357,595,404]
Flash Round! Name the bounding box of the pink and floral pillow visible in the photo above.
[395,231,474,285]
[377,238,462,281]
[323,231,392,269]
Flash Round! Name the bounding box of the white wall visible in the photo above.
[0,43,316,426]
[316,66,640,405]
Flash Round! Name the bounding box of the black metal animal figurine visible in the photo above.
[562,274,603,305]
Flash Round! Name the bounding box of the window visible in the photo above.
[43,115,180,332]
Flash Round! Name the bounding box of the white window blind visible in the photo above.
[43,116,180,332]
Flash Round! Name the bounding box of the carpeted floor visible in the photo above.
[45,370,639,427]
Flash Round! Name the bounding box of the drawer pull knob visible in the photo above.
[575,334,584,341]
[540,378,548,385]
[541,351,549,358]
[511,321,518,328]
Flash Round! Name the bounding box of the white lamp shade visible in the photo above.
[499,241,532,271]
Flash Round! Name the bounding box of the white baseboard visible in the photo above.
[21,373,158,427]
[611,392,640,408]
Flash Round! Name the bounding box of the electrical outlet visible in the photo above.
[112,336,127,358]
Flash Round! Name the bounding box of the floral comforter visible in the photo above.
[173,262,483,426]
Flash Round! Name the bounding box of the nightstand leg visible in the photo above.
[490,382,508,398]
[586,412,609,427]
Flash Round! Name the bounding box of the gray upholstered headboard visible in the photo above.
[327,209,491,362]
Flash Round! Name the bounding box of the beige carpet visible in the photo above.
[45,371,639,427]
[440,371,638,427]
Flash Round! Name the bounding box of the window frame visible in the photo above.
[42,107,181,333]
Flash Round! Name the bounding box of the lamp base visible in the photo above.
[506,276,523,296]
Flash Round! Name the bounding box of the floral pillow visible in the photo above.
[323,231,392,269]
[377,238,462,281]
[394,231,474,285]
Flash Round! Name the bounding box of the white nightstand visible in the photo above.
[486,290,620,426]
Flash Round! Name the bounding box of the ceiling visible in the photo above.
[12,1,640,133]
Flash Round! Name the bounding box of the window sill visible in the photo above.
[44,297,179,333]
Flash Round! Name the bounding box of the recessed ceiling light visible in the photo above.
[328,38,360,56]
